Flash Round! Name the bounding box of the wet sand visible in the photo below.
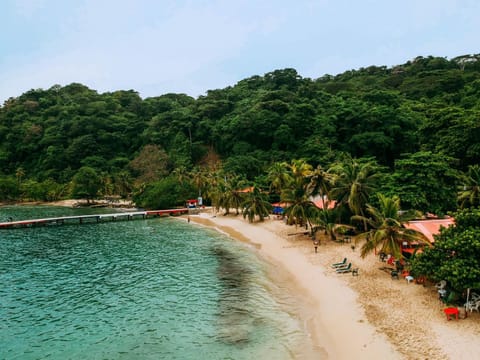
[187,210,480,360]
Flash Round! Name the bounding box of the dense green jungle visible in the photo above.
[1,54,480,214]
[2,54,480,292]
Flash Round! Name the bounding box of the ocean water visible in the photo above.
[0,206,321,359]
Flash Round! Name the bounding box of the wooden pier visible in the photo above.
[0,208,189,229]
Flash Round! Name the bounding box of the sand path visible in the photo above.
[188,211,480,360]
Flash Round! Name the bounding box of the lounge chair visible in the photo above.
[331,257,347,268]
[336,263,352,273]
[334,262,351,270]
[465,300,480,312]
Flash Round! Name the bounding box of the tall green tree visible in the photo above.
[242,186,272,223]
[216,175,247,215]
[307,164,336,238]
[330,156,380,227]
[411,207,480,293]
[386,151,459,214]
[71,166,102,202]
[281,160,319,229]
[352,194,428,259]
[266,161,291,194]
[133,176,196,210]
[307,164,334,203]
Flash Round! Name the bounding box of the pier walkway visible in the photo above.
[0,208,189,229]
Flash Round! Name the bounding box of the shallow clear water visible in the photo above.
[0,206,320,359]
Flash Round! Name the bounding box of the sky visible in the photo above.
[1,0,479,103]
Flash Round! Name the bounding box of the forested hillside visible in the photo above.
[1,54,480,212]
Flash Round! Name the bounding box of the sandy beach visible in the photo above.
[187,210,480,360]
[3,201,478,358]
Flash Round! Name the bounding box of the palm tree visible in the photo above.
[458,164,480,208]
[219,175,247,215]
[310,203,340,240]
[306,165,335,235]
[281,160,318,230]
[290,159,313,181]
[242,186,272,223]
[330,156,379,229]
[307,164,334,201]
[352,194,429,259]
[283,197,319,230]
[190,166,208,198]
[203,169,223,213]
[266,161,291,194]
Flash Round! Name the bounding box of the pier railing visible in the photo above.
[0,208,189,229]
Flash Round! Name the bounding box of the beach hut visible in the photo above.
[404,218,455,243]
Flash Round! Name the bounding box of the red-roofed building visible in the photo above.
[312,195,336,210]
[404,218,455,243]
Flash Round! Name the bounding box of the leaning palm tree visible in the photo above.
[281,178,319,230]
[352,194,429,259]
[283,197,319,230]
[266,161,291,195]
[330,156,379,229]
[242,186,272,223]
[311,205,339,240]
[458,164,480,209]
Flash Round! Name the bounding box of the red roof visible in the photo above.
[237,186,255,193]
[313,198,336,210]
[404,218,455,243]
[272,199,336,210]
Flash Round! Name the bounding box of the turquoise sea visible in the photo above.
[0,206,322,359]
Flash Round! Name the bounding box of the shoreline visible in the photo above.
[188,212,401,359]
[4,202,479,358]
[186,210,480,360]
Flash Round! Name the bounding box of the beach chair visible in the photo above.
[331,257,347,268]
[405,275,414,284]
[471,292,480,302]
[336,263,352,273]
[465,300,480,313]
[334,262,351,270]
[435,280,447,290]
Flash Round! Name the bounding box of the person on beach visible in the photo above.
[313,240,319,253]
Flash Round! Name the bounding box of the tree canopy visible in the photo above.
[411,208,480,293]
[1,54,479,213]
